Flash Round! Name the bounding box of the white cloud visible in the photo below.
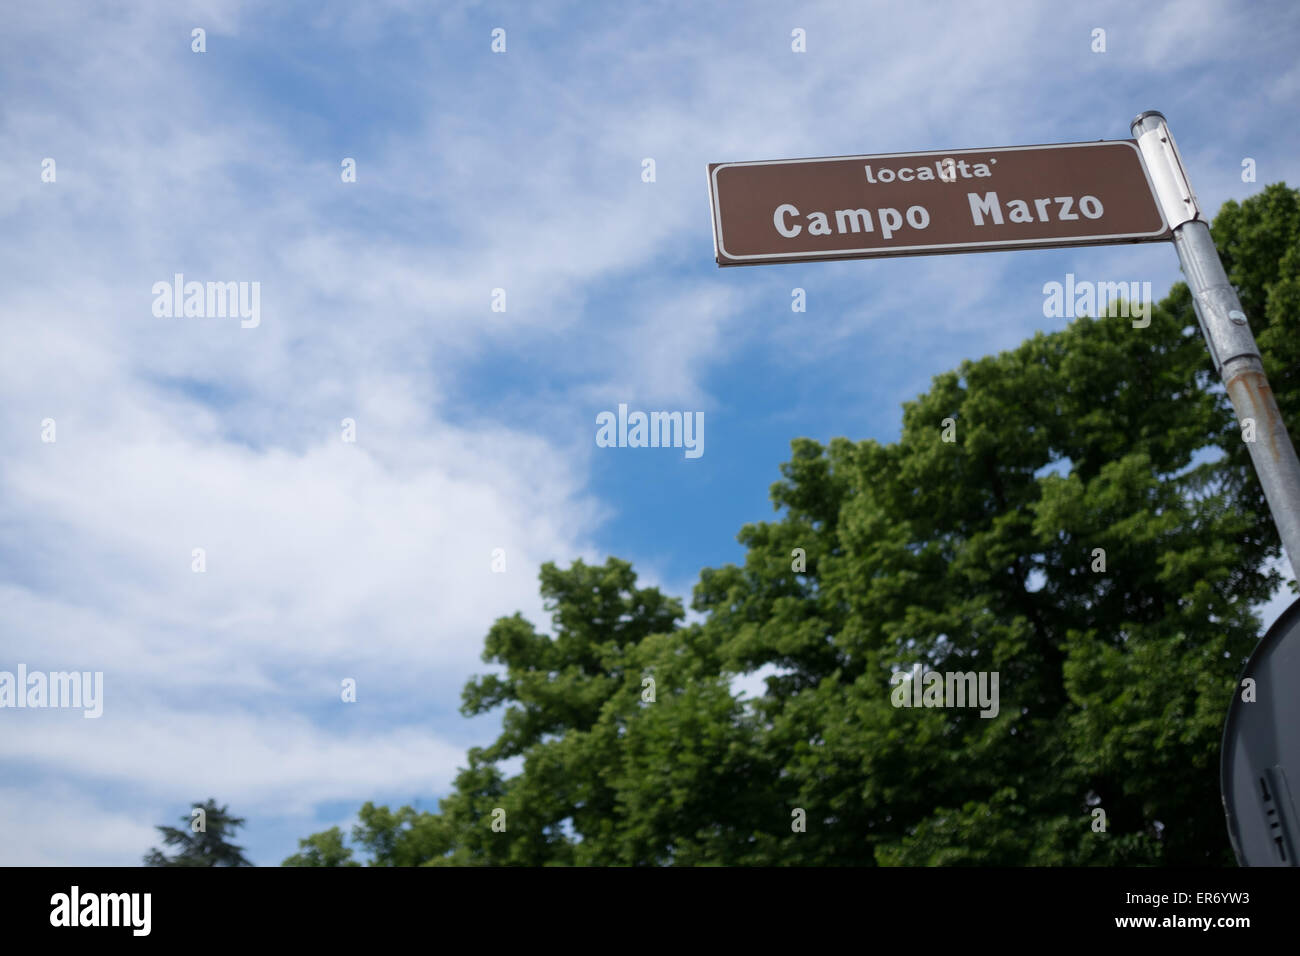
[0,785,159,867]
[0,710,468,817]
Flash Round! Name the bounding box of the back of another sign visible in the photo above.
[1222,596,1300,866]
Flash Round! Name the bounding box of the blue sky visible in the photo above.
[2,0,1298,865]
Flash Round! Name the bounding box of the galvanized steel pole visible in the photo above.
[1132,110,1300,580]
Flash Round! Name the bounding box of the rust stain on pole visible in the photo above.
[1226,367,1285,463]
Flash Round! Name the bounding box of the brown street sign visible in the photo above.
[707,140,1170,266]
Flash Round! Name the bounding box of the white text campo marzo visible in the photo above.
[774,192,1104,240]
[772,160,1104,241]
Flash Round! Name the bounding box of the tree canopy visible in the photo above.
[286,183,1300,866]
[145,798,253,867]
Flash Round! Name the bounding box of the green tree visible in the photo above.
[144,799,252,867]
[282,826,360,867]
[688,185,1296,866]
[432,556,704,865]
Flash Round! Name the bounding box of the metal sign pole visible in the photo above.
[1132,111,1300,581]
